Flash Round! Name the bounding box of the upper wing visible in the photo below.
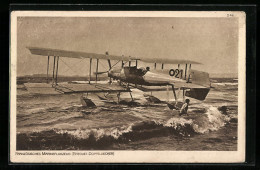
[27,47,131,61]
[133,57,201,64]
[28,47,201,64]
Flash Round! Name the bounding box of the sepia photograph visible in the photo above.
[10,11,246,163]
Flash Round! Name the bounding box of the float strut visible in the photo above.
[166,85,169,102]
[129,92,134,101]
[183,88,185,102]
[172,85,177,102]
[117,92,121,104]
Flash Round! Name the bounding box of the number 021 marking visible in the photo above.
[169,69,183,78]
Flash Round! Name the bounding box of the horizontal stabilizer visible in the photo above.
[185,88,210,100]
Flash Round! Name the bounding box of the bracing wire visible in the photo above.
[59,58,85,75]
[111,60,121,69]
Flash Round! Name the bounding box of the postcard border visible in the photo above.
[9,8,251,164]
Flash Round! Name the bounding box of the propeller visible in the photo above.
[93,59,122,75]
[94,52,124,84]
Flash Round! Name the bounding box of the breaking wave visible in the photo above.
[17,106,235,150]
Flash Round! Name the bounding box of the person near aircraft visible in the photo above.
[179,98,190,116]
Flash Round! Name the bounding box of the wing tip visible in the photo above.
[26,46,39,50]
[194,61,203,65]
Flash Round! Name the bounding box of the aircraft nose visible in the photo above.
[108,68,121,78]
[108,68,117,76]
[108,69,114,75]
[108,70,112,76]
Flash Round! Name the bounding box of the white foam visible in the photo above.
[164,117,193,129]
[54,124,134,140]
[192,106,230,133]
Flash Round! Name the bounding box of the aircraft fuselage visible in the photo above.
[108,66,169,86]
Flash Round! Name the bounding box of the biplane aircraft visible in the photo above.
[25,47,211,107]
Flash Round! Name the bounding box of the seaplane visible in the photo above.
[24,47,211,108]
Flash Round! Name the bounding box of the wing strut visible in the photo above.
[55,56,59,85]
[52,56,56,85]
[107,60,112,69]
[184,64,187,80]
[187,64,192,83]
[96,59,99,83]
[89,58,92,84]
[106,51,112,70]
[121,55,124,68]
[46,56,50,83]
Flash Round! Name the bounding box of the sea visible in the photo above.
[16,78,238,151]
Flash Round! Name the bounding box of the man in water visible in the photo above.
[166,98,190,116]
[179,99,190,116]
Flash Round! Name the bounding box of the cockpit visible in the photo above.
[125,66,148,76]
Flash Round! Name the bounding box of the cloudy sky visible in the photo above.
[17,17,239,77]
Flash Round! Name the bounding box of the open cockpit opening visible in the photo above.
[124,66,148,76]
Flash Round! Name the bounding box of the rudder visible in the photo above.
[185,69,211,100]
[188,69,211,88]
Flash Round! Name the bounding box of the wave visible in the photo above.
[212,82,238,86]
[16,106,235,150]
[193,106,230,133]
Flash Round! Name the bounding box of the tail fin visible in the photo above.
[188,69,211,88]
[185,69,211,100]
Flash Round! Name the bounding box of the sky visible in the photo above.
[17,17,239,77]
